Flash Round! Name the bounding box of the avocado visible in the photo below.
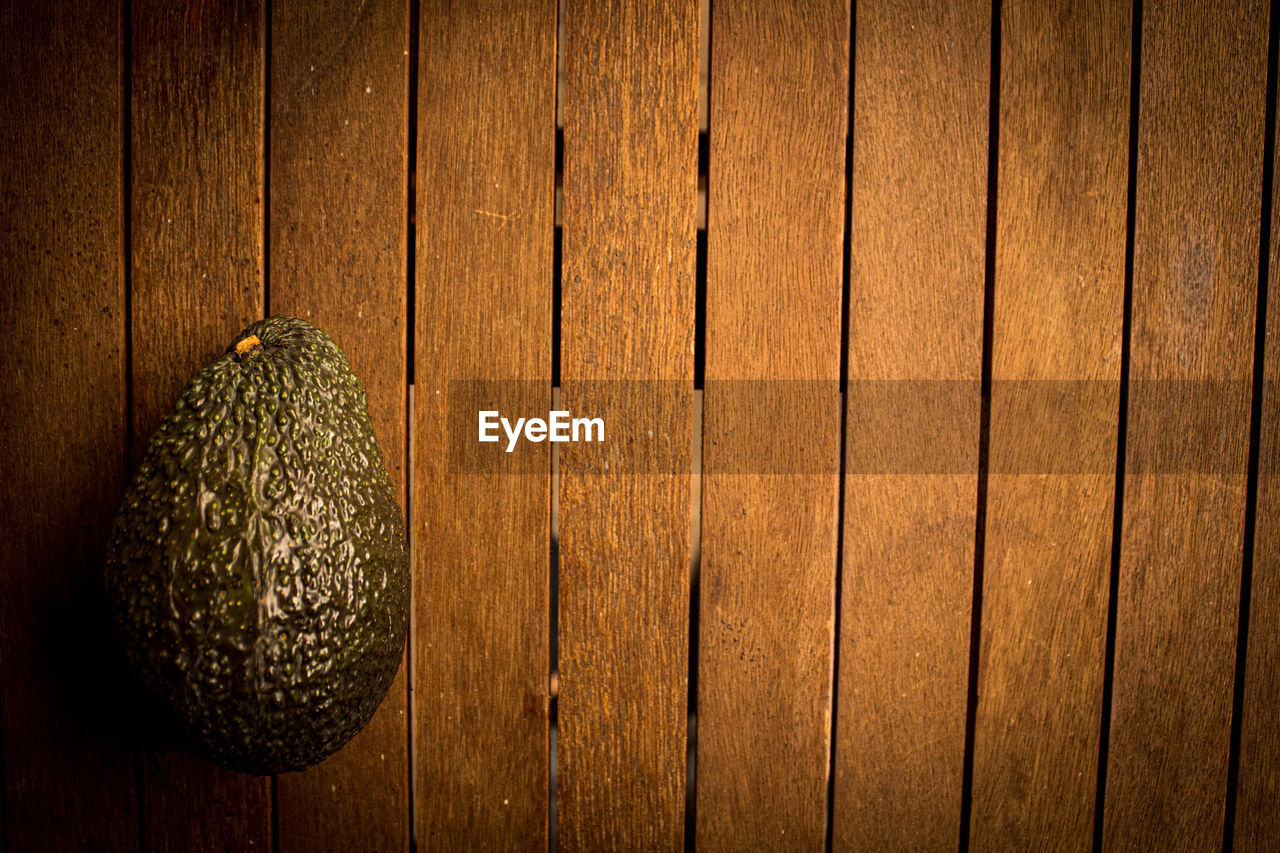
[104,316,408,775]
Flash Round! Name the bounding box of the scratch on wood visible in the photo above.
[474,208,512,222]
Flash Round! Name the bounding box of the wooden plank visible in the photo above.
[414,1,554,847]
[695,0,846,848]
[0,2,136,849]
[1239,35,1280,848]
[558,0,697,848]
[969,1,1129,848]
[832,0,988,849]
[268,1,409,850]
[1103,0,1268,848]
[130,1,271,848]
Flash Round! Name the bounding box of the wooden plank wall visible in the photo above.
[0,2,135,849]
[1240,18,1280,848]
[1103,1,1269,848]
[269,0,410,849]
[971,1,1128,848]
[558,0,696,849]
[696,0,846,849]
[130,1,272,849]
[834,1,989,848]
[2,0,1279,850]
[415,0,553,849]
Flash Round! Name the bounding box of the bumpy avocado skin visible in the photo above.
[104,316,408,775]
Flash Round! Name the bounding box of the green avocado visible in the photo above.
[104,316,408,775]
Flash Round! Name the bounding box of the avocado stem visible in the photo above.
[235,335,263,357]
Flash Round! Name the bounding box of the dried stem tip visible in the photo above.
[235,335,263,357]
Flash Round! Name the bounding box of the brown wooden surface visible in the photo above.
[969,1,1129,848]
[414,0,554,848]
[269,0,410,849]
[0,2,136,849]
[1238,36,1280,849]
[558,0,697,848]
[1103,0,1268,849]
[7,3,1280,847]
[130,0,272,848]
[832,0,989,849]
[696,0,847,848]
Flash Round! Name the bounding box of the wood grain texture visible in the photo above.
[832,0,988,849]
[268,1,409,850]
[970,1,1129,848]
[415,1,554,847]
[1103,0,1268,849]
[1238,34,1280,848]
[131,0,271,848]
[696,0,846,848]
[558,0,697,848]
[0,1,136,849]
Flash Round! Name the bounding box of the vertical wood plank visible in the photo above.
[268,1,410,850]
[1239,32,1280,847]
[558,0,697,848]
[696,0,846,848]
[832,0,988,848]
[0,1,136,848]
[970,1,1129,848]
[415,1,555,847]
[131,1,272,848]
[1103,0,1268,848]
